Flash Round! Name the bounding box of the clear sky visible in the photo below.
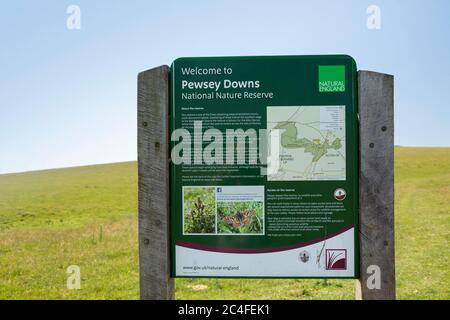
[1,0,449,174]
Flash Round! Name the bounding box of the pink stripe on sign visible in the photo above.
[176,226,353,254]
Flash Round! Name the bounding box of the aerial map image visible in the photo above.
[267,105,346,181]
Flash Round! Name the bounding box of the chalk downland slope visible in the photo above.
[0,148,448,299]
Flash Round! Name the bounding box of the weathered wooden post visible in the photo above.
[356,71,395,299]
[137,65,174,300]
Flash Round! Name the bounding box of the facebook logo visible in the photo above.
[217,187,222,192]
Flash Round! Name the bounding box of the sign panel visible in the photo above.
[170,55,358,278]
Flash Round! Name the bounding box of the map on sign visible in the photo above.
[267,106,346,181]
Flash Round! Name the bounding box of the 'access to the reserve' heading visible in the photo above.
[170,55,359,278]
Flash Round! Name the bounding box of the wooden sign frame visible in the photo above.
[137,66,394,300]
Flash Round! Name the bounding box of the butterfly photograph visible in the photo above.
[217,201,264,234]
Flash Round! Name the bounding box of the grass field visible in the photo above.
[0,147,449,299]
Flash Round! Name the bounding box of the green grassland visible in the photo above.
[0,147,449,299]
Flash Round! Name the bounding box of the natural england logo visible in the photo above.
[319,65,345,92]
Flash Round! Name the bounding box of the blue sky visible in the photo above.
[1,0,449,174]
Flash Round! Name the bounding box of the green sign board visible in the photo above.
[170,55,359,278]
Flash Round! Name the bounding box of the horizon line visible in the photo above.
[1,145,449,176]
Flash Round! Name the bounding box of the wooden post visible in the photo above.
[356,71,395,300]
[138,65,174,300]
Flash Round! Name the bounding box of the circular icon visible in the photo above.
[334,188,346,201]
[299,250,310,263]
